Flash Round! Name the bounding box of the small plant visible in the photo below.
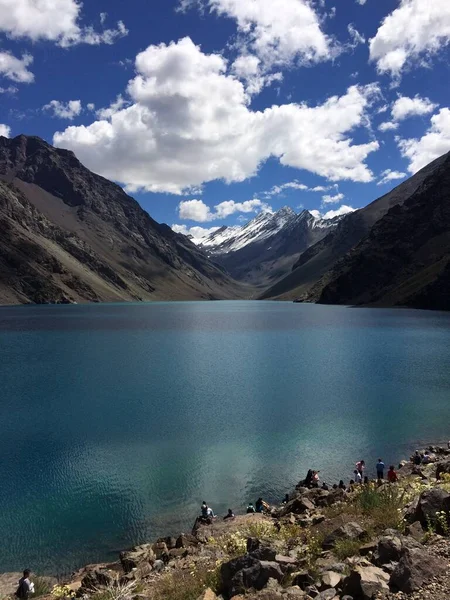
[51,585,75,600]
[333,538,363,561]
[151,563,222,600]
[243,520,277,540]
[92,581,137,600]
[33,577,52,598]
[208,532,247,558]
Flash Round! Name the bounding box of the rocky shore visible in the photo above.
[2,445,450,600]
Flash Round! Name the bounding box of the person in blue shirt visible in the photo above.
[376,459,385,480]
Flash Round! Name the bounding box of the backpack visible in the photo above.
[15,580,28,600]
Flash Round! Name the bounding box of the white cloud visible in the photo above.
[0,123,11,137]
[322,192,344,204]
[369,0,450,80]
[356,0,367,4]
[53,38,380,195]
[0,51,33,83]
[0,85,18,94]
[391,95,438,121]
[87,103,95,111]
[348,24,366,48]
[203,0,332,72]
[171,224,220,240]
[377,104,389,114]
[43,99,82,120]
[311,205,356,220]
[0,0,128,47]
[178,198,271,222]
[397,108,450,173]
[378,121,398,132]
[100,12,107,25]
[95,95,128,119]
[231,54,282,95]
[377,169,407,185]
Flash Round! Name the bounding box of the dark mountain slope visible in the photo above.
[261,152,450,301]
[315,151,450,310]
[0,135,247,304]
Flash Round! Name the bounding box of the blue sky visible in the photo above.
[0,0,449,239]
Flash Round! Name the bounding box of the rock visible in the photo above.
[120,544,155,573]
[358,540,377,556]
[158,536,177,550]
[389,547,447,593]
[312,514,326,525]
[176,533,199,548]
[169,548,188,559]
[284,497,316,515]
[284,586,306,598]
[249,546,277,561]
[342,565,389,599]
[436,459,450,480]
[197,589,218,600]
[80,569,118,591]
[320,571,341,589]
[405,521,424,541]
[247,537,261,553]
[317,589,337,600]
[152,560,164,573]
[414,488,450,528]
[373,533,421,566]
[275,554,298,567]
[322,522,367,550]
[228,560,284,597]
[292,571,315,590]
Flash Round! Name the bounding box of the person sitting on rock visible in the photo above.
[201,501,208,518]
[412,451,422,465]
[15,570,33,600]
[223,508,235,520]
[206,506,215,519]
[321,482,329,490]
[255,497,264,513]
[282,493,289,504]
[303,469,313,487]
[387,465,398,483]
[338,480,346,490]
[311,470,320,488]
[246,502,256,514]
[354,469,362,484]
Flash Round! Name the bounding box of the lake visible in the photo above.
[1,301,450,574]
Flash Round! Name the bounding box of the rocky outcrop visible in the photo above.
[389,547,447,593]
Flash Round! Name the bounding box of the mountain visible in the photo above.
[262,152,450,305]
[0,135,247,305]
[196,207,341,286]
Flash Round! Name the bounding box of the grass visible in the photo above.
[33,577,53,598]
[333,538,363,561]
[150,564,222,600]
[91,581,137,600]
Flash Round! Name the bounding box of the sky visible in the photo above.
[0,0,449,240]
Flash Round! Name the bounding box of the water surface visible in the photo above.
[1,301,450,573]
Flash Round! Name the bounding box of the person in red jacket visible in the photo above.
[387,465,398,483]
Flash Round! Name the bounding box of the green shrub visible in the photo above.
[33,577,52,598]
[151,564,222,600]
[333,538,362,561]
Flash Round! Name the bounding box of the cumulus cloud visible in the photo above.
[310,205,356,220]
[43,99,82,120]
[356,0,367,4]
[53,38,380,195]
[378,121,398,132]
[0,0,127,47]
[261,181,338,198]
[186,0,332,71]
[397,108,450,173]
[0,85,18,94]
[377,169,407,185]
[322,192,344,204]
[0,123,11,137]
[0,51,33,83]
[178,198,271,222]
[348,24,366,48]
[171,224,220,240]
[369,0,450,80]
[391,95,438,121]
[231,54,282,95]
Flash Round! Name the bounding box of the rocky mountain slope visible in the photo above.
[262,152,450,309]
[196,207,340,286]
[0,135,248,305]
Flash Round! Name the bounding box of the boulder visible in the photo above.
[373,533,421,566]
[120,544,155,573]
[152,541,169,559]
[436,459,450,480]
[169,548,188,559]
[80,569,118,591]
[247,537,261,553]
[225,560,284,597]
[283,497,315,515]
[291,571,315,590]
[405,521,424,542]
[342,565,389,599]
[389,547,447,593]
[414,488,450,527]
[249,546,277,561]
[358,540,377,556]
[176,533,199,548]
[317,590,337,600]
[320,571,341,589]
[322,522,367,550]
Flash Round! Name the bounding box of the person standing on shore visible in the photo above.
[355,460,365,477]
[376,458,385,480]
[15,570,33,600]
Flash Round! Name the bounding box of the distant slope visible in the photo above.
[196,207,340,286]
[315,151,450,310]
[261,152,450,301]
[0,135,248,304]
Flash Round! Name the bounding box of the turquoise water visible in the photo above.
[1,301,450,574]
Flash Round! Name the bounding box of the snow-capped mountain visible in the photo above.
[192,207,343,285]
